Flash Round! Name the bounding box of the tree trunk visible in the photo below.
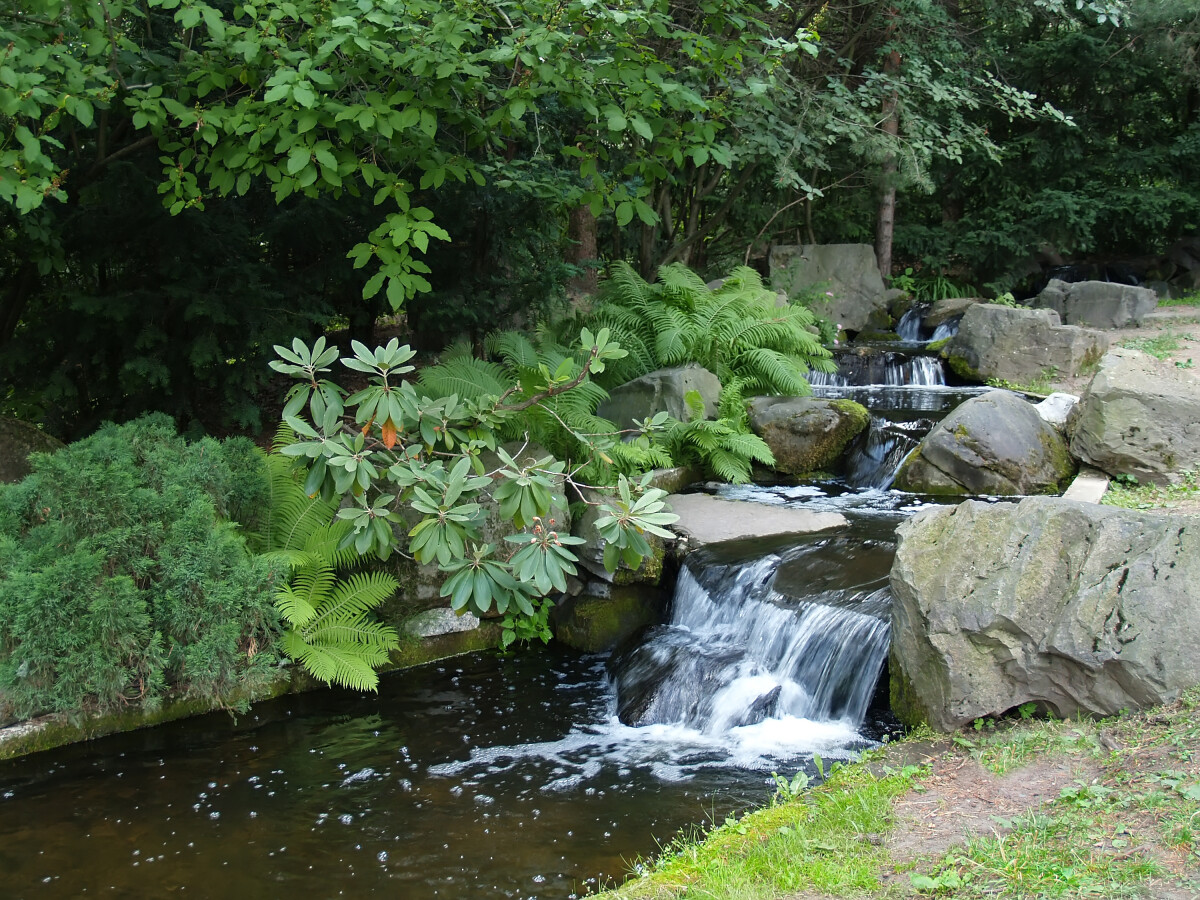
[875,25,902,282]
[566,205,599,298]
[0,262,38,349]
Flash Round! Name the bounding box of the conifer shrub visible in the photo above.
[0,415,280,722]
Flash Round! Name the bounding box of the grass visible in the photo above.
[595,694,1200,899]
[1119,331,1193,360]
[1101,469,1200,509]
[1158,299,1200,308]
[985,367,1057,396]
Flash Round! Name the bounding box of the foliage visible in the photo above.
[253,452,400,692]
[1158,291,1200,308]
[895,0,1198,291]
[500,597,554,652]
[269,332,677,621]
[583,263,834,397]
[985,367,1058,395]
[1102,469,1200,510]
[0,415,278,721]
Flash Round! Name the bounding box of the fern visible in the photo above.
[256,452,400,691]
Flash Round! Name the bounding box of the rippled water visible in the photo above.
[0,641,893,899]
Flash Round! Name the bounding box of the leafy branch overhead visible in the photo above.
[269,328,678,624]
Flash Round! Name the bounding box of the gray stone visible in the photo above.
[944,303,1109,384]
[1033,392,1079,430]
[893,389,1076,496]
[925,297,982,329]
[403,608,481,638]
[1070,348,1200,485]
[0,417,64,484]
[769,244,890,333]
[1033,278,1158,328]
[890,497,1200,731]
[597,364,721,428]
[664,493,846,548]
[746,395,870,475]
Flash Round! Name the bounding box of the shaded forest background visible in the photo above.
[2,0,1197,441]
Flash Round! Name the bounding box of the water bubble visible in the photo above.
[377,851,388,863]
[339,814,353,825]
[209,811,220,820]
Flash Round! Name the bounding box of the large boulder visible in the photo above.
[893,389,1076,496]
[769,244,891,333]
[597,364,721,428]
[925,297,982,330]
[890,497,1200,731]
[747,395,869,475]
[1033,278,1158,329]
[0,417,64,484]
[944,303,1109,384]
[1070,348,1200,485]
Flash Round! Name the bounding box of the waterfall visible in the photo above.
[896,307,925,341]
[808,351,946,388]
[841,416,929,489]
[609,556,891,734]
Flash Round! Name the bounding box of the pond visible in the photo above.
[2,340,973,898]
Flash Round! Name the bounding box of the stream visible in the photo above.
[1,328,989,898]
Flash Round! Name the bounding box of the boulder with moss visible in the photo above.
[1069,348,1200,485]
[0,417,64,484]
[890,497,1200,731]
[551,582,669,652]
[768,243,891,333]
[893,389,1076,496]
[943,304,1108,384]
[747,396,869,475]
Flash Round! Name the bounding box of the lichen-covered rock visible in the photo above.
[1033,278,1158,328]
[925,297,982,329]
[747,396,869,475]
[944,304,1108,384]
[893,390,1076,496]
[1070,348,1200,485]
[890,498,1200,731]
[551,582,669,652]
[596,364,721,428]
[0,417,64,484]
[769,244,890,333]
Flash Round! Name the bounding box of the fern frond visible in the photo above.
[281,630,387,692]
[275,580,320,628]
[418,356,510,404]
[256,453,340,554]
[308,571,400,629]
[485,330,542,373]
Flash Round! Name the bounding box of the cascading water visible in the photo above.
[808,351,945,388]
[609,550,891,741]
[841,417,929,489]
[896,307,925,341]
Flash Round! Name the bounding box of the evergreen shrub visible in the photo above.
[0,415,280,722]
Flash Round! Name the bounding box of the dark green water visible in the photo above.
[0,645,888,899]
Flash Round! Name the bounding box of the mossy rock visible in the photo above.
[887,651,929,729]
[945,352,981,383]
[551,584,669,652]
[747,396,871,475]
[0,417,64,484]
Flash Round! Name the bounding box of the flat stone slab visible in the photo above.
[665,493,846,547]
[1062,465,1111,504]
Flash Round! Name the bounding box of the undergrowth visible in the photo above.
[1102,469,1200,509]
[598,693,1200,900]
[0,415,280,722]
